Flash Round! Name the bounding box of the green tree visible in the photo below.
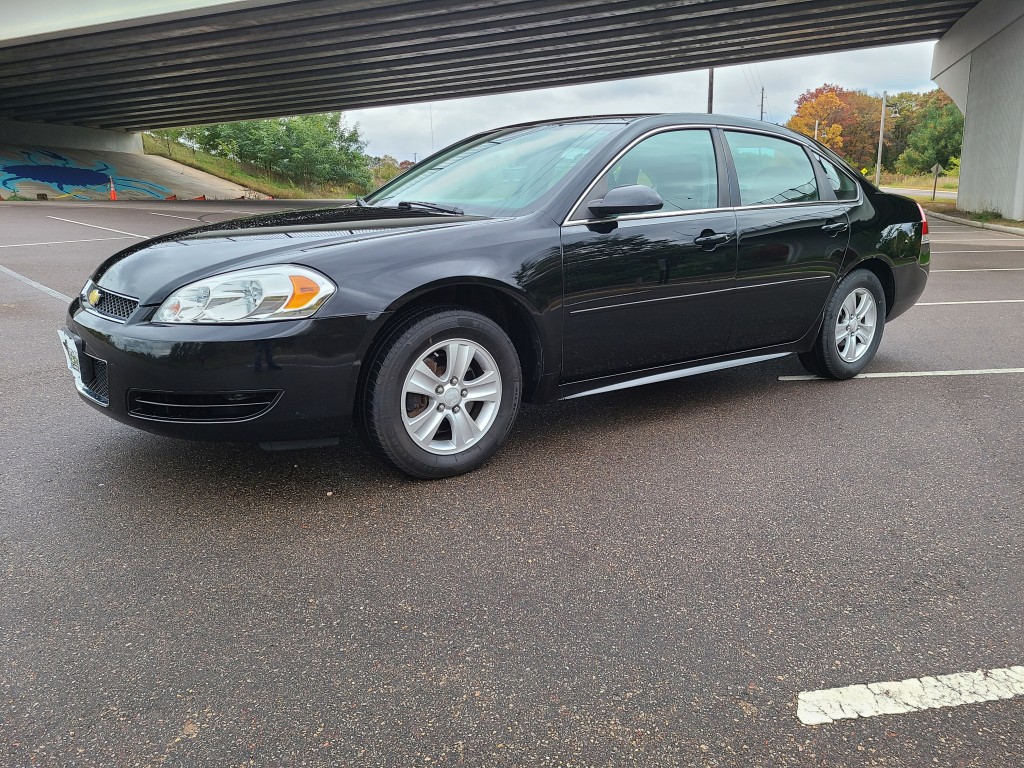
[369,155,403,186]
[894,96,963,174]
[788,85,963,173]
[276,113,371,187]
[178,113,372,190]
[150,127,184,154]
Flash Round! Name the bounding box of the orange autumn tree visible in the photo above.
[786,90,845,150]
[786,85,883,169]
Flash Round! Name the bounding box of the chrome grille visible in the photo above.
[87,287,139,322]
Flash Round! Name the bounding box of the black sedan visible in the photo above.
[59,114,929,478]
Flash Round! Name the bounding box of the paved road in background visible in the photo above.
[1,201,1021,766]
[882,186,958,201]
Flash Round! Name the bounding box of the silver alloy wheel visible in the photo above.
[400,338,503,455]
[834,287,878,363]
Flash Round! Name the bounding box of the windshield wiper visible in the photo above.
[396,200,464,215]
[354,196,368,207]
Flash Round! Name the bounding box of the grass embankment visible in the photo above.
[142,134,361,199]
[916,200,1024,230]
[877,171,959,191]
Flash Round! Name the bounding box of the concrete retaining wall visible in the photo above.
[0,144,265,200]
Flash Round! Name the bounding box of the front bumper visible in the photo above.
[65,300,385,442]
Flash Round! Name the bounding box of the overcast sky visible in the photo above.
[348,41,937,161]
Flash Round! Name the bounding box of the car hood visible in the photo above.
[92,206,490,303]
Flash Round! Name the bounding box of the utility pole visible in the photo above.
[707,67,714,114]
[429,103,435,153]
[875,91,887,187]
[759,87,765,121]
[814,120,819,141]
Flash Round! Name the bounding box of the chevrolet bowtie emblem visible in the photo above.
[87,288,101,306]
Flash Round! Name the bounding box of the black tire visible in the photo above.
[359,306,522,479]
[799,269,886,380]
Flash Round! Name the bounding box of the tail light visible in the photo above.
[916,203,929,237]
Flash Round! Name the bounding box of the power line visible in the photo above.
[739,65,758,102]
[751,63,766,95]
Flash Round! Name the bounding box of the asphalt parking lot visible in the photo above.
[1,200,1022,767]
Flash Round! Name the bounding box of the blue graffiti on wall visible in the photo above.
[0,149,172,199]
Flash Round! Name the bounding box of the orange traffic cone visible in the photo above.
[164,194,178,200]
[108,176,118,201]
[193,195,206,201]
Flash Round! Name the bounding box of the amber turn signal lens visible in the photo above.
[284,275,321,310]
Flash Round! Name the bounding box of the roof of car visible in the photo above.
[489,112,799,136]
[447,113,859,182]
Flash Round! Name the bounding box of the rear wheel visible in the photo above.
[360,307,522,478]
[799,269,886,379]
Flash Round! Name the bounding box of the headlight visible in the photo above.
[154,266,336,324]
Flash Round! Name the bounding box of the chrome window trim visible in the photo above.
[562,123,864,226]
[567,274,832,315]
[723,126,865,209]
[562,123,719,226]
[722,127,826,209]
[728,200,845,213]
[565,205,732,227]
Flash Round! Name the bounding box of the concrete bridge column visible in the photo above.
[933,0,1024,220]
[0,119,142,153]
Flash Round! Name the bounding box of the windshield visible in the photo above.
[365,122,622,216]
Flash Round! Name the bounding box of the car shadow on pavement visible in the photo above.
[82,360,796,513]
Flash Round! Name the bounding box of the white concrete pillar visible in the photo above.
[933,0,1024,220]
[0,119,142,153]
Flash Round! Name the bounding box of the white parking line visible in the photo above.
[797,665,1024,725]
[780,367,1024,381]
[932,268,1024,272]
[929,238,1024,242]
[0,236,136,249]
[46,216,145,238]
[0,264,72,302]
[150,212,203,221]
[931,249,1024,254]
[918,299,1024,305]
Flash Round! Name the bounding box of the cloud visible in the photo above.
[348,41,937,160]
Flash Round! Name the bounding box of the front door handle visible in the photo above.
[694,231,733,249]
[822,221,849,235]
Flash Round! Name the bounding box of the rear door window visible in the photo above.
[724,131,819,207]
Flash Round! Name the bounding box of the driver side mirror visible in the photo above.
[588,184,664,218]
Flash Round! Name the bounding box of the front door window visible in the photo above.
[575,129,720,218]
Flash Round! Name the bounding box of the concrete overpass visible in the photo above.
[1,0,1022,218]
[933,0,1024,219]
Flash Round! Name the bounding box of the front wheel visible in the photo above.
[799,269,886,379]
[360,307,522,478]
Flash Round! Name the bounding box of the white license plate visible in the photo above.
[57,329,84,389]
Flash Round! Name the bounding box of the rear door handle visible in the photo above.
[694,231,733,249]
[822,221,849,235]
